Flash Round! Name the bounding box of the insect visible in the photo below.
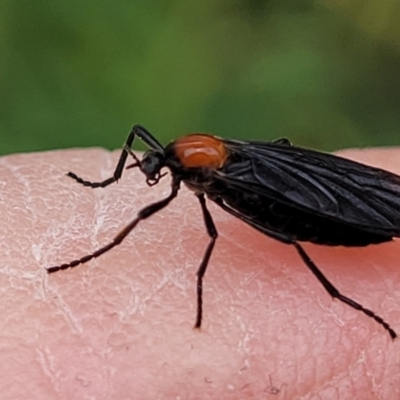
[48,125,400,339]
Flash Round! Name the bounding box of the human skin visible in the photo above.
[0,146,399,399]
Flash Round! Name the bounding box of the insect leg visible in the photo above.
[194,193,218,328]
[67,125,164,188]
[47,178,181,273]
[67,126,141,188]
[272,138,292,146]
[132,125,164,152]
[293,242,396,339]
[212,198,396,338]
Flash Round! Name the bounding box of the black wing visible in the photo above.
[216,139,400,236]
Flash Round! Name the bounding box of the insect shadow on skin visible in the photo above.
[47,125,400,339]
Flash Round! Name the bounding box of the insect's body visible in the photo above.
[48,125,400,339]
[165,135,396,247]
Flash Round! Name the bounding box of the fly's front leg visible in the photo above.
[67,125,150,188]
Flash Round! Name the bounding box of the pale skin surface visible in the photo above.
[0,146,399,399]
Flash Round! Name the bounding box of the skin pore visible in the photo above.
[0,146,399,399]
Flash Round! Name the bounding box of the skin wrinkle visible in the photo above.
[0,147,399,398]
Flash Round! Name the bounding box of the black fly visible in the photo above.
[48,125,400,339]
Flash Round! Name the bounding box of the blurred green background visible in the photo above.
[2,0,400,155]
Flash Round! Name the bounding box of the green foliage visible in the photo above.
[1,0,400,155]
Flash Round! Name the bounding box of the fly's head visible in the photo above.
[140,150,167,186]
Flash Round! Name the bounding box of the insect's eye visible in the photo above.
[141,151,164,179]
